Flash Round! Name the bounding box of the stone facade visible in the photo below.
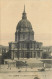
[9,6,43,59]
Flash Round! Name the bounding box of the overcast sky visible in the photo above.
[0,0,52,46]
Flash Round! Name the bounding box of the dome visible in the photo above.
[15,6,34,42]
[17,19,32,30]
[16,5,32,31]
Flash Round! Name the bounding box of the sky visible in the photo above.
[0,0,52,46]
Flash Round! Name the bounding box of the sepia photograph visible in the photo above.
[0,0,52,79]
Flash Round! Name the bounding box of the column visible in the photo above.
[11,51,14,60]
[34,52,36,58]
[29,52,30,58]
[19,52,21,58]
[40,51,42,58]
[36,51,38,59]
[14,52,16,58]
[23,52,24,58]
[32,52,34,58]
[31,52,32,58]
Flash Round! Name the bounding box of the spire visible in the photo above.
[24,5,25,13]
[22,5,27,19]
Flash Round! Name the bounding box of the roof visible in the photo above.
[17,19,32,30]
[16,6,33,32]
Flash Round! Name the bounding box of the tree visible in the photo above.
[42,52,49,59]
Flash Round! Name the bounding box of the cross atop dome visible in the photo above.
[24,5,25,13]
[22,5,27,19]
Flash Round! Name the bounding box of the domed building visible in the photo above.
[9,6,43,60]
